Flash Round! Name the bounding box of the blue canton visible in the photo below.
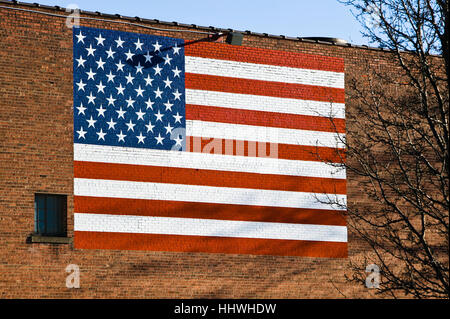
[73,26,185,150]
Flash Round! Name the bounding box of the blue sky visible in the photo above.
[41,0,368,45]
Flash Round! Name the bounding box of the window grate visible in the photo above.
[34,194,67,237]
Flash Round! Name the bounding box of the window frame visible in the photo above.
[34,193,67,237]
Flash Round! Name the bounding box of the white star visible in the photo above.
[173,135,183,147]
[86,116,97,128]
[153,64,163,76]
[95,57,106,70]
[86,92,96,104]
[115,83,125,95]
[85,44,96,57]
[154,109,164,122]
[125,96,135,108]
[86,68,96,81]
[116,130,126,142]
[163,100,173,111]
[115,60,125,72]
[163,54,172,65]
[172,66,182,78]
[76,55,86,68]
[173,112,183,123]
[152,41,162,52]
[172,89,182,101]
[125,119,136,132]
[107,118,117,130]
[172,43,181,55]
[96,105,106,117]
[125,49,134,61]
[106,71,116,83]
[163,77,172,88]
[115,36,125,48]
[145,120,155,133]
[135,85,144,97]
[76,126,87,139]
[95,33,106,46]
[75,31,86,43]
[135,109,146,121]
[76,79,86,91]
[155,133,164,145]
[135,61,144,74]
[144,74,154,86]
[134,38,144,51]
[96,128,107,141]
[106,47,116,59]
[144,51,153,63]
[136,132,146,144]
[96,81,106,93]
[145,98,154,110]
[164,122,174,134]
[116,107,126,119]
[76,102,87,115]
[106,94,116,106]
[154,87,163,99]
[125,72,135,84]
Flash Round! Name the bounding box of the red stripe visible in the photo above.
[74,196,346,226]
[186,104,346,134]
[186,136,346,162]
[74,161,347,194]
[183,41,344,73]
[74,231,348,258]
[185,73,345,104]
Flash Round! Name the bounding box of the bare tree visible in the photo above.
[331,0,449,298]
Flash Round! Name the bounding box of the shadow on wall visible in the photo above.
[125,33,224,69]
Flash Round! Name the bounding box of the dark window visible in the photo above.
[34,194,67,237]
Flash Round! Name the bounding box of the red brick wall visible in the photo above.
[0,2,399,298]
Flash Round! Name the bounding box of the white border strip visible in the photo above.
[186,89,346,119]
[185,56,345,89]
[74,213,348,242]
[74,143,346,179]
[74,178,347,210]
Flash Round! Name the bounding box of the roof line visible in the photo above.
[0,1,222,36]
[0,0,441,56]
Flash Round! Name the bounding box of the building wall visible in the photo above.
[0,2,397,298]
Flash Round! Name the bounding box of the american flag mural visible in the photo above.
[73,26,347,258]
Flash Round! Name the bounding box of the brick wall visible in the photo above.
[0,1,401,298]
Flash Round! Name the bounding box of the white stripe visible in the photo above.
[186,89,346,119]
[186,120,346,149]
[74,213,347,242]
[185,56,345,89]
[74,144,346,179]
[74,178,347,210]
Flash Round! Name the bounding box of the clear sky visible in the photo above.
[39,0,369,45]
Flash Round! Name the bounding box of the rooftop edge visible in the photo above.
[0,0,442,56]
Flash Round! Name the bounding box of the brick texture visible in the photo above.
[0,2,405,298]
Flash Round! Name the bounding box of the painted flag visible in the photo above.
[73,26,347,258]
